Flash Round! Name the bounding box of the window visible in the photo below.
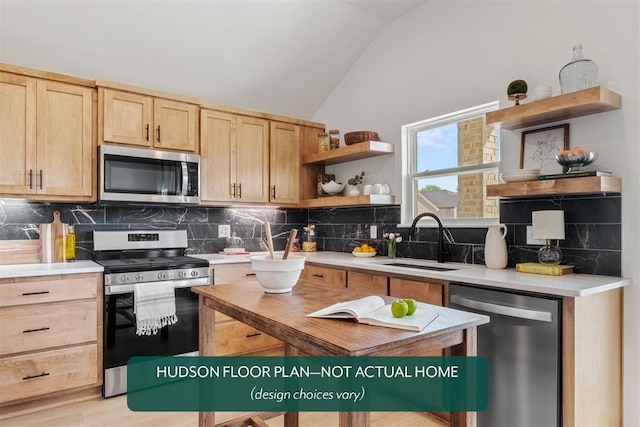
[401,101,500,226]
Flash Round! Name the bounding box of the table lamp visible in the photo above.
[532,210,565,265]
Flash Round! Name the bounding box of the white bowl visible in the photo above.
[352,251,376,258]
[500,169,540,183]
[250,255,306,293]
[321,180,345,195]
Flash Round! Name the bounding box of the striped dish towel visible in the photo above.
[134,281,178,335]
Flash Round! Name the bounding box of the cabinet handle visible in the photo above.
[157,125,161,142]
[23,372,50,381]
[39,170,43,190]
[29,169,33,189]
[22,291,50,296]
[146,124,150,141]
[238,183,242,199]
[246,332,261,338]
[231,183,236,198]
[312,274,324,278]
[271,186,276,199]
[245,273,256,277]
[23,327,50,333]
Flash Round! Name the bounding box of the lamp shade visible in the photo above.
[532,210,565,240]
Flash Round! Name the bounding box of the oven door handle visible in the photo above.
[105,278,210,295]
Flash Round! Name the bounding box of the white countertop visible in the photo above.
[0,260,104,279]
[198,251,630,298]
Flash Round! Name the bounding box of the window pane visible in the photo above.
[416,123,458,171]
[415,170,499,219]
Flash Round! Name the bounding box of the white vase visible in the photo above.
[485,224,508,269]
[346,185,360,196]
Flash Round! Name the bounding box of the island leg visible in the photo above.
[450,326,478,427]
[284,344,300,427]
[199,296,216,427]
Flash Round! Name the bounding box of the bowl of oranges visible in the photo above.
[352,243,377,257]
[556,146,598,173]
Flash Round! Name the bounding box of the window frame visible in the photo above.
[400,101,500,228]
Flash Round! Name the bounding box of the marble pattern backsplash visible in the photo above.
[0,193,621,275]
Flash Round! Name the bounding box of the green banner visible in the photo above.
[127,356,487,412]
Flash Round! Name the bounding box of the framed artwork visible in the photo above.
[520,124,570,175]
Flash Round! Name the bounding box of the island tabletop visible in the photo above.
[193,281,489,427]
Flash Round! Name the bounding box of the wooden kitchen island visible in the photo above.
[193,281,489,427]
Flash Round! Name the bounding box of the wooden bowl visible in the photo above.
[344,131,379,146]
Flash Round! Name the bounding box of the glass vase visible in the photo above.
[387,242,396,259]
[559,44,598,94]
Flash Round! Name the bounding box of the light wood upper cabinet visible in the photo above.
[270,121,299,205]
[200,110,269,203]
[0,72,94,200]
[100,88,198,152]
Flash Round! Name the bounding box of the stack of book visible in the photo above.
[538,171,611,180]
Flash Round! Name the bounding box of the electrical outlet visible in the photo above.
[370,225,377,239]
[218,224,231,238]
[526,225,545,245]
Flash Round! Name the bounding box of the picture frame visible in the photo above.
[520,124,570,175]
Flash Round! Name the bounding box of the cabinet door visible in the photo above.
[153,98,198,152]
[347,271,388,295]
[36,80,94,197]
[389,278,443,306]
[102,89,152,147]
[235,116,269,202]
[200,110,236,202]
[0,73,36,195]
[269,121,299,205]
[299,265,346,288]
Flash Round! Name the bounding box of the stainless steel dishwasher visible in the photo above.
[448,283,561,427]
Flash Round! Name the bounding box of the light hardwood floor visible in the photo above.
[3,395,444,427]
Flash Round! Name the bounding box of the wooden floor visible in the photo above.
[3,395,444,427]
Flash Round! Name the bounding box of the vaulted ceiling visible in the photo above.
[0,0,428,119]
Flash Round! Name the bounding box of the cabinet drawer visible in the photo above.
[0,300,97,356]
[215,321,281,356]
[389,278,443,306]
[0,343,99,404]
[212,264,256,285]
[298,265,346,288]
[0,275,99,307]
[347,271,388,295]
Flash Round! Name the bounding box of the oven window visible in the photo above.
[104,155,181,195]
[104,288,198,369]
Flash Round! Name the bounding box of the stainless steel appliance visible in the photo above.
[93,229,210,397]
[99,144,200,205]
[448,283,561,427]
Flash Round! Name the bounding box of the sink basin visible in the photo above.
[385,262,458,272]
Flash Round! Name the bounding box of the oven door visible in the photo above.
[103,280,208,397]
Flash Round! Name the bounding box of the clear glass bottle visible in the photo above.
[318,132,329,153]
[559,44,598,94]
[301,225,317,252]
[329,129,340,150]
[65,225,76,262]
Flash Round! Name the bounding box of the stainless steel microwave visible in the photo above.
[99,145,200,205]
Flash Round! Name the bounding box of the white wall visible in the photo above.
[312,1,640,424]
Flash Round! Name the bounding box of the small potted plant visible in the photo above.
[346,171,365,196]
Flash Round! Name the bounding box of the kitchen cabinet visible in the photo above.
[298,264,347,288]
[210,264,282,355]
[269,121,300,205]
[347,271,388,295]
[0,273,102,407]
[99,85,198,152]
[389,277,444,306]
[0,72,95,201]
[200,109,269,203]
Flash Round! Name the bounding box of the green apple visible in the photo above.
[403,298,418,315]
[391,300,409,318]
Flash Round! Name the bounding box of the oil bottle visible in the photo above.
[65,224,76,262]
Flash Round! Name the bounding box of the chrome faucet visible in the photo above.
[408,212,449,263]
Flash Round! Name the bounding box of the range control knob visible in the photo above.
[135,274,144,282]
[121,275,130,283]
[157,272,167,280]
[178,271,187,278]
[190,270,199,277]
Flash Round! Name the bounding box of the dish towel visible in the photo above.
[134,281,178,336]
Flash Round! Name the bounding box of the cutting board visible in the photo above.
[40,211,67,263]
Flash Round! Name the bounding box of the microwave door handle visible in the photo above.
[450,295,553,322]
[181,162,188,196]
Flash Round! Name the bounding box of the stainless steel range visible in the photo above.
[92,229,210,397]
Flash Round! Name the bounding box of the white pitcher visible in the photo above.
[485,224,508,269]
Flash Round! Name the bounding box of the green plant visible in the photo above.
[507,79,528,95]
[347,171,365,186]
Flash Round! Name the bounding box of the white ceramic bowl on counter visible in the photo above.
[250,255,306,293]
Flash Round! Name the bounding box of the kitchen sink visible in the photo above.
[385,262,458,272]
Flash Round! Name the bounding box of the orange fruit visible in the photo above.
[559,150,571,155]
[571,146,588,153]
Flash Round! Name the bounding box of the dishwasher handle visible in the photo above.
[450,295,552,322]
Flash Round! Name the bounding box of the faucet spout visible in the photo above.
[408,212,448,263]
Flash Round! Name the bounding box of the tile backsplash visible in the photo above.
[0,193,621,276]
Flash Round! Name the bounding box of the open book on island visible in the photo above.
[307,295,439,332]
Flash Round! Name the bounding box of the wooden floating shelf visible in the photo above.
[486,86,621,130]
[301,194,396,208]
[302,141,394,166]
[487,176,621,198]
